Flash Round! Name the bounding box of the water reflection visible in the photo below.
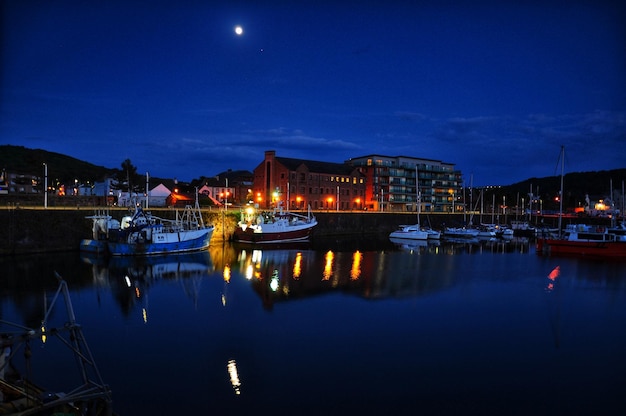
[234,243,468,310]
[80,251,215,317]
[3,240,626,415]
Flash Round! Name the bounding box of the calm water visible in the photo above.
[2,237,626,415]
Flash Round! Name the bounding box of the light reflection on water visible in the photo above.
[1,237,626,415]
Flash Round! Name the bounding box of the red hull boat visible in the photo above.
[234,205,317,244]
[536,224,626,259]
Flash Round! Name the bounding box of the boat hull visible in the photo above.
[536,238,626,259]
[443,228,480,239]
[107,228,213,256]
[389,231,429,241]
[233,224,315,244]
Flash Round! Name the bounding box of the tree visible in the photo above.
[112,159,142,192]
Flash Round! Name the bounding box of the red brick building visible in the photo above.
[252,151,366,211]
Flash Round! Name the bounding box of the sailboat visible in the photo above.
[389,167,440,242]
[443,178,479,239]
[536,146,626,259]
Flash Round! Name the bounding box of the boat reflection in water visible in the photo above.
[390,235,531,255]
[234,241,457,310]
[81,251,215,317]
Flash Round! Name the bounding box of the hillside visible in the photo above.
[1,145,117,183]
[501,169,626,211]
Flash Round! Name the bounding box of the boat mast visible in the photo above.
[558,145,564,237]
[416,165,420,227]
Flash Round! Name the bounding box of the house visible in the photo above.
[145,183,171,207]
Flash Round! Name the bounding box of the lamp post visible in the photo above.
[43,163,48,209]
[145,172,149,209]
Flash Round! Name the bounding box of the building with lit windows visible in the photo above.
[252,151,366,211]
[346,155,464,212]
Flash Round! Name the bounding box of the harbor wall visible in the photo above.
[0,207,611,255]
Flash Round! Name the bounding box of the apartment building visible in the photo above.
[346,154,464,212]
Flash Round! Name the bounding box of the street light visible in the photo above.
[43,163,48,209]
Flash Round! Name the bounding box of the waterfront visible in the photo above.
[2,237,626,415]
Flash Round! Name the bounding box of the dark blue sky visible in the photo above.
[2,0,625,185]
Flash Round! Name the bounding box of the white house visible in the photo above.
[116,184,171,207]
[145,183,171,207]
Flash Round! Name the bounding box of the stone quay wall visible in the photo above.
[0,206,609,255]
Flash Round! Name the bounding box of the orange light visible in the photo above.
[355,198,361,204]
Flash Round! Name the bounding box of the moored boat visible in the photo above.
[536,223,626,259]
[389,167,440,241]
[443,227,480,239]
[495,225,514,238]
[80,202,214,256]
[423,227,441,239]
[389,224,429,241]
[476,224,497,238]
[608,220,626,242]
[511,220,538,237]
[233,205,317,244]
[536,146,626,259]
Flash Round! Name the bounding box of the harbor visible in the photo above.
[2,239,625,415]
[0,205,615,255]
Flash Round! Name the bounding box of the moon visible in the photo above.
[234,25,243,36]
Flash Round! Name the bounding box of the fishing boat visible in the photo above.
[80,200,214,256]
[536,146,626,259]
[536,223,626,258]
[233,204,317,244]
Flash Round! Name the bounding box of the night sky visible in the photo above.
[2,0,625,185]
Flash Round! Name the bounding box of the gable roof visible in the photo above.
[150,183,171,197]
[275,156,359,176]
